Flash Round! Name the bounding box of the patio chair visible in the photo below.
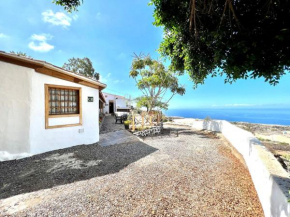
[122,114,128,121]
[115,112,128,124]
[115,113,123,124]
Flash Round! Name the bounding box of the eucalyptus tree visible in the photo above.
[130,54,185,111]
[63,57,99,80]
[135,96,168,112]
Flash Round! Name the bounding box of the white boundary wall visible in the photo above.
[187,119,290,217]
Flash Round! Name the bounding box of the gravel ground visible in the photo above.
[0,121,264,216]
[0,142,157,200]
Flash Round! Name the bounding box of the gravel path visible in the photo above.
[0,122,263,216]
[100,115,125,134]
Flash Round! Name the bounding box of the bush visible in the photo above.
[124,120,131,126]
[135,126,149,131]
[204,116,212,122]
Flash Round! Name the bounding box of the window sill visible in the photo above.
[46,123,82,129]
[48,114,80,118]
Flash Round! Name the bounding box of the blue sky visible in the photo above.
[0,0,289,109]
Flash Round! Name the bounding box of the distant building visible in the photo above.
[103,92,132,114]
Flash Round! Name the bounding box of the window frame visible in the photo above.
[45,84,82,129]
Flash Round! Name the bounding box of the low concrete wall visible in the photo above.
[190,119,290,217]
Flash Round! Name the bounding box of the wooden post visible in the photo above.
[132,114,135,132]
[157,112,160,124]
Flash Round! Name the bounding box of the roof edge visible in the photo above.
[0,51,107,90]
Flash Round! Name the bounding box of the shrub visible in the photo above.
[204,116,212,122]
[124,120,131,126]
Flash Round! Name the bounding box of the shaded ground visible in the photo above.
[100,115,125,134]
[0,141,157,200]
[0,118,263,216]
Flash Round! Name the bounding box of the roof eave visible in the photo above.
[0,52,107,91]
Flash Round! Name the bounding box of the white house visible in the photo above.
[0,52,106,159]
[102,92,132,114]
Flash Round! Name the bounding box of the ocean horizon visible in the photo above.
[164,108,290,126]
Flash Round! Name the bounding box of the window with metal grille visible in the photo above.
[48,87,79,115]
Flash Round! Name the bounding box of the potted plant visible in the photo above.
[124,120,131,129]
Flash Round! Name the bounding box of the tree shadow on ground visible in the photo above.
[0,141,157,199]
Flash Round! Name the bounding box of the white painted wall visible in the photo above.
[29,72,100,154]
[103,93,115,114]
[103,92,130,113]
[177,119,290,217]
[0,61,32,154]
[0,61,100,157]
[116,97,128,109]
[48,116,80,126]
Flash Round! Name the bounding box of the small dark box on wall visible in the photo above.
[88,97,94,102]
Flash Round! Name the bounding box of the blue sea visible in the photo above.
[164,108,290,126]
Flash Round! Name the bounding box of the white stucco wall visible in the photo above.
[48,116,80,126]
[103,92,130,113]
[29,72,100,154]
[103,93,115,114]
[116,98,127,109]
[182,119,290,217]
[0,61,32,154]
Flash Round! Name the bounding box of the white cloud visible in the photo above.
[212,103,255,107]
[0,33,8,39]
[28,34,54,52]
[114,79,124,84]
[28,42,54,52]
[31,34,52,41]
[99,75,108,83]
[225,104,253,107]
[42,10,72,27]
[100,73,114,83]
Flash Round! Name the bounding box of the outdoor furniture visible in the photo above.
[122,114,128,121]
[115,112,128,124]
[115,114,123,124]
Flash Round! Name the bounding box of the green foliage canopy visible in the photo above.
[52,0,82,12]
[130,54,185,111]
[63,57,100,80]
[151,0,290,87]
[135,96,168,111]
